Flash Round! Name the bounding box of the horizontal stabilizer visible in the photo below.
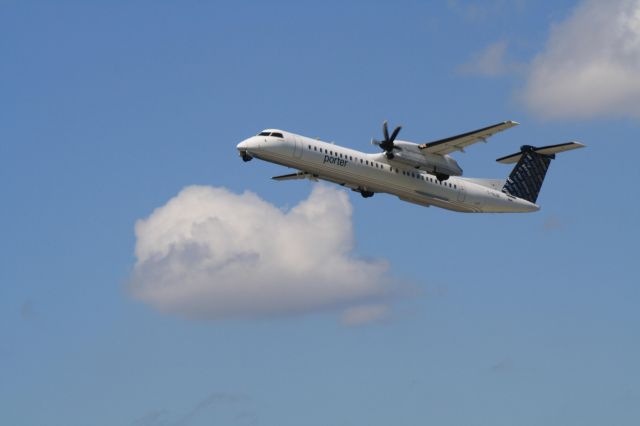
[500,142,585,203]
[496,142,585,164]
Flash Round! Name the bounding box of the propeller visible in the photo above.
[372,120,402,159]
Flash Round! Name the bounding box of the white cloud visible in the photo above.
[522,0,640,118]
[457,40,512,76]
[128,185,394,321]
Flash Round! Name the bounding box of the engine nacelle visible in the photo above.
[392,141,463,177]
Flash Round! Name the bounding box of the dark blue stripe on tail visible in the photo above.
[502,145,554,204]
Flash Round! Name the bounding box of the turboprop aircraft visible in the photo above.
[236,121,584,213]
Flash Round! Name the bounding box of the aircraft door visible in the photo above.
[292,135,303,159]
[457,184,466,202]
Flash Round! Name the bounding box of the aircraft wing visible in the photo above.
[418,120,519,155]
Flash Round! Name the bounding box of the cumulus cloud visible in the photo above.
[522,0,640,118]
[490,359,514,373]
[457,40,514,76]
[543,215,564,232]
[129,185,394,321]
[20,300,35,320]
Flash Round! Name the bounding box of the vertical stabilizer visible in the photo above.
[497,142,584,204]
[501,146,554,203]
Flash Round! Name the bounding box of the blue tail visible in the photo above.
[501,146,553,203]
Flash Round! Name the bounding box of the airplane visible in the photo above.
[236,121,584,213]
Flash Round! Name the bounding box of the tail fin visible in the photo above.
[497,142,585,204]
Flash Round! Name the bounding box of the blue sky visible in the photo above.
[1,1,639,425]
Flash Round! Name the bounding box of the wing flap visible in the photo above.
[419,120,519,155]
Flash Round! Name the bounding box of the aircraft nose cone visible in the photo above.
[237,138,255,162]
[238,136,259,151]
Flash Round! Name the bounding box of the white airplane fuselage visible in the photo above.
[237,130,539,213]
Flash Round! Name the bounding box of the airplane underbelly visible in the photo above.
[257,149,484,212]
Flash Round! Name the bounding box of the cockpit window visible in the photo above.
[257,131,284,138]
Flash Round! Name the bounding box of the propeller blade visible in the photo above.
[382,121,389,142]
[389,125,402,143]
[376,121,403,155]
